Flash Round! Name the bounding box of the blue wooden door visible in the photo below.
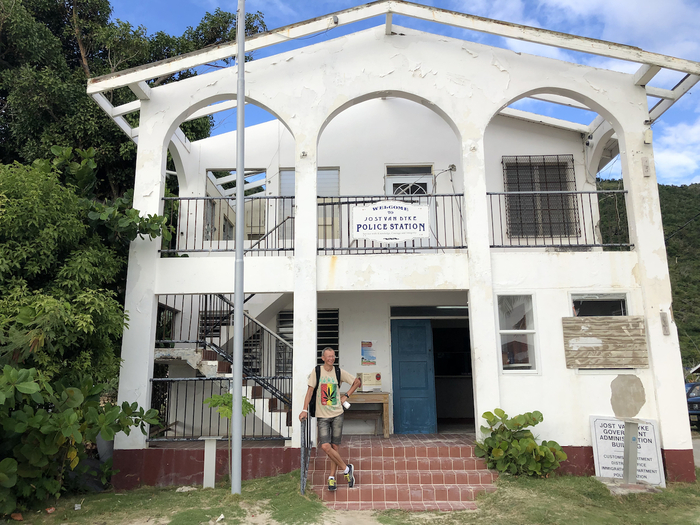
[391,319,437,434]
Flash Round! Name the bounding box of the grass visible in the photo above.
[7,471,326,525]
[377,471,700,525]
[5,469,700,525]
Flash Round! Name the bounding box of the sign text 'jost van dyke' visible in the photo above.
[351,200,430,243]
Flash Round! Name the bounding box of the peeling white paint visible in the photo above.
[568,336,604,351]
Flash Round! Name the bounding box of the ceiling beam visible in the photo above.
[645,86,677,100]
[528,94,592,111]
[649,74,700,122]
[634,64,661,86]
[499,107,590,134]
[113,99,141,117]
[184,100,238,122]
[129,81,152,100]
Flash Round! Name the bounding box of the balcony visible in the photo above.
[160,190,630,256]
[487,190,631,250]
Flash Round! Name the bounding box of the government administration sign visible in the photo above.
[590,416,665,487]
[351,200,430,243]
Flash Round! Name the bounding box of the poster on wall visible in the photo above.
[590,416,665,487]
[361,341,376,366]
[351,200,429,243]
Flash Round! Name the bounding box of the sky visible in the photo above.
[110,0,700,186]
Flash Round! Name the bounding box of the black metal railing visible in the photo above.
[149,376,292,441]
[161,196,295,255]
[300,415,313,495]
[317,194,467,254]
[487,190,631,249]
[154,293,294,441]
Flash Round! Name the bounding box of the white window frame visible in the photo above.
[496,294,539,374]
[385,165,434,196]
[570,292,629,317]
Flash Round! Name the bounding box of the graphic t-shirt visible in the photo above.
[307,366,355,419]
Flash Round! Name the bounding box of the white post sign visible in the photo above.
[590,416,665,487]
[351,200,429,243]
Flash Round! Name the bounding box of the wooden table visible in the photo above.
[345,391,390,438]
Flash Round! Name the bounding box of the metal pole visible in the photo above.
[231,0,246,495]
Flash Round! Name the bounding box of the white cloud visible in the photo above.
[653,109,700,185]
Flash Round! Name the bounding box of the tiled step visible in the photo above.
[311,483,496,503]
[308,469,497,486]
[307,434,498,512]
[310,456,488,472]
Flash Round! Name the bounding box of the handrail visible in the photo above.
[300,415,313,495]
[245,215,294,253]
[201,340,291,406]
[216,294,295,351]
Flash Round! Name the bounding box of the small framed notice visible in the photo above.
[590,416,665,487]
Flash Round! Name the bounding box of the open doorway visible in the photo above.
[390,306,472,435]
[432,319,473,433]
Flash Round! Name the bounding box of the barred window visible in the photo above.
[503,155,580,238]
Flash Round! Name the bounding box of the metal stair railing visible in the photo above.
[300,414,313,495]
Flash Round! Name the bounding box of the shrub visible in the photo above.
[0,365,159,514]
[474,408,567,477]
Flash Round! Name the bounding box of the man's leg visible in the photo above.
[331,413,355,487]
[320,442,347,473]
[318,418,344,491]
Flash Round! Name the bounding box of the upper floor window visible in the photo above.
[502,154,580,238]
[572,294,627,317]
[498,295,536,371]
[386,165,433,196]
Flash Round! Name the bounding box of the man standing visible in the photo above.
[299,347,362,491]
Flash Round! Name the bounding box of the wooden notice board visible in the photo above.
[562,316,648,369]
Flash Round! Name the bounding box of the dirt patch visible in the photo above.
[322,510,382,525]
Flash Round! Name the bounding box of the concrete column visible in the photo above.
[115,111,168,451]
[290,139,319,448]
[460,132,501,437]
[618,128,691,452]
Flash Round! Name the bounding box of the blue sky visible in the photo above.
[111,0,700,186]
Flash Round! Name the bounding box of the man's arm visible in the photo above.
[298,385,315,421]
[341,376,362,403]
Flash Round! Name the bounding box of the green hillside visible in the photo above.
[597,180,700,368]
[658,183,700,368]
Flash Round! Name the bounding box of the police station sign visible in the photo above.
[590,416,665,487]
[351,200,430,243]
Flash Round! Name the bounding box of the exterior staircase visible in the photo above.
[307,434,497,511]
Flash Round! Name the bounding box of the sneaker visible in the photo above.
[344,464,355,488]
[328,477,336,492]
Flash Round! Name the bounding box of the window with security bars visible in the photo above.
[276,309,340,369]
[503,155,580,238]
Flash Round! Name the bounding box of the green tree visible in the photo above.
[0,155,169,384]
[0,0,267,199]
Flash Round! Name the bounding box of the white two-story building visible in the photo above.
[88,1,699,491]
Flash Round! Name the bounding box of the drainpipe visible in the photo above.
[231,0,246,496]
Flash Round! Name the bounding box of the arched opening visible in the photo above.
[316,94,472,435]
[161,96,295,257]
[484,88,631,253]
